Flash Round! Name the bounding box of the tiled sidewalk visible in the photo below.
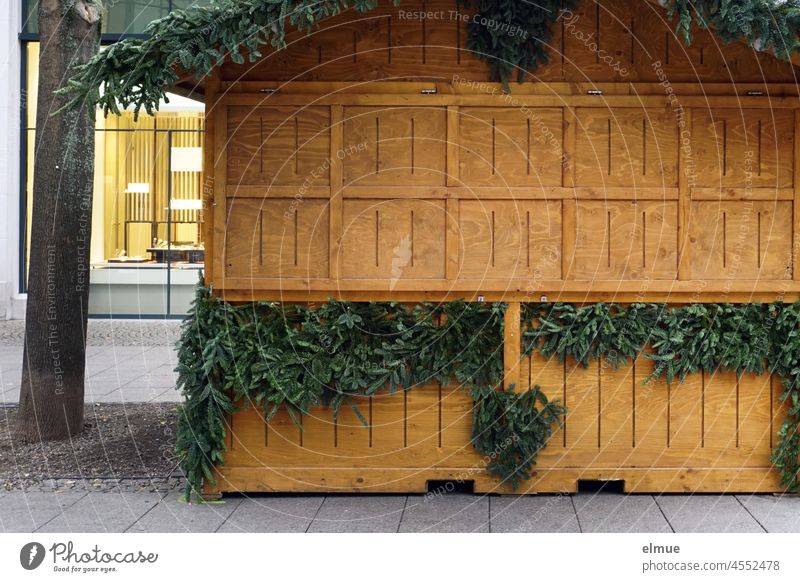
[0,319,182,404]
[2,489,799,533]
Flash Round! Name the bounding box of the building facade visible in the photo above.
[1,1,208,320]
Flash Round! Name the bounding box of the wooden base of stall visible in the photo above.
[204,350,788,497]
[205,467,782,497]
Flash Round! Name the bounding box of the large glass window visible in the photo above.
[23,1,211,36]
[22,42,205,316]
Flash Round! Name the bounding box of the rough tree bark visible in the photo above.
[16,0,102,441]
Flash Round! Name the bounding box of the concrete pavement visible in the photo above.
[2,489,799,533]
[2,319,799,534]
[0,318,183,404]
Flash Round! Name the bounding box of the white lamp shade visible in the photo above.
[170,147,203,172]
[170,199,203,211]
[125,182,150,193]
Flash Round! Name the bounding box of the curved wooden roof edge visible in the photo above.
[168,0,800,100]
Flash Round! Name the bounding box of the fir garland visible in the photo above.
[458,0,579,87]
[176,285,800,499]
[471,385,565,489]
[62,0,800,116]
[175,280,564,499]
[665,0,800,59]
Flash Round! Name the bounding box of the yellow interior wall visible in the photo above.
[24,42,205,270]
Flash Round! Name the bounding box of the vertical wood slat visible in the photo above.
[561,199,576,280]
[562,106,576,188]
[440,383,473,454]
[633,354,668,455]
[599,360,634,451]
[446,105,460,281]
[737,372,772,458]
[772,375,787,452]
[336,400,371,450]
[561,107,577,281]
[669,370,703,452]
[446,105,459,186]
[370,390,406,452]
[329,105,344,281]
[213,101,229,287]
[793,109,800,280]
[565,358,600,450]
[703,369,738,459]
[301,406,337,455]
[531,351,566,448]
[406,387,440,450]
[562,107,577,281]
[503,302,521,390]
[678,107,693,280]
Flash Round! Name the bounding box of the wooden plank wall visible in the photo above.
[206,298,789,494]
[204,0,800,302]
[199,0,800,495]
[212,94,798,302]
[209,359,786,494]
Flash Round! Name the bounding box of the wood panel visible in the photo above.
[458,107,563,186]
[215,361,784,493]
[564,359,600,452]
[600,360,635,451]
[227,106,332,187]
[574,108,679,188]
[214,300,785,492]
[457,200,562,279]
[691,109,794,189]
[211,94,800,301]
[225,198,330,278]
[687,201,793,280]
[573,201,678,279]
[340,199,446,279]
[342,106,447,186]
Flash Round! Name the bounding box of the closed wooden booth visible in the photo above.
[194,0,800,495]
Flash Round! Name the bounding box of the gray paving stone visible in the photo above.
[0,319,181,347]
[36,491,164,533]
[399,493,489,532]
[219,495,325,533]
[0,491,87,532]
[103,387,173,403]
[122,374,177,390]
[126,490,242,532]
[735,495,800,533]
[86,373,145,393]
[573,493,672,533]
[490,494,580,532]
[1,387,20,403]
[0,323,181,404]
[102,387,180,403]
[0,346,24,356]
[655,494,764,533]
[145,389,181,403]
[309,495,406,533]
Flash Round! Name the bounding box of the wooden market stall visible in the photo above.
[190,0,800,494]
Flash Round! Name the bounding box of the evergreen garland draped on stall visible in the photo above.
[63,0,800,115]
[175,282,565,499]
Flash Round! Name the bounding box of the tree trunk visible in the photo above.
[16,0,102,441]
